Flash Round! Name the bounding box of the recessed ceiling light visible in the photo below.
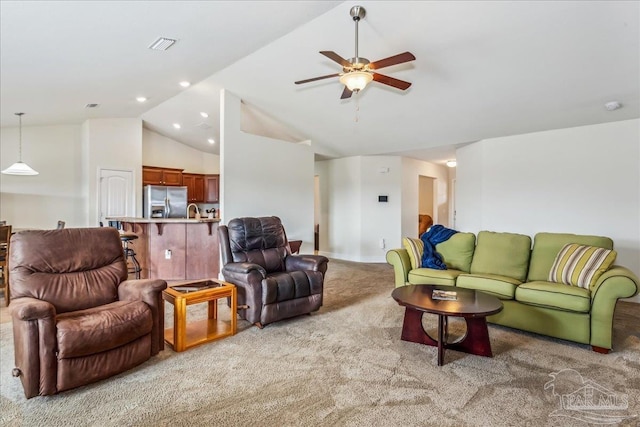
[446,160,457,168]
[148,37,177,51]
[200,112,209,118]
[179,81,191,88]
[136,97,147,103]
[604,101,622,111]
[173,123,181,129]
[208,138,215,144]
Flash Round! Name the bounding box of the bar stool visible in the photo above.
[120,232,141,279]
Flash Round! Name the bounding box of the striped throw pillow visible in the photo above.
[403,237,424,270]
[548,244,617,289]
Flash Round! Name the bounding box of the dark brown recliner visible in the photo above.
[218,216,329,328]
[8,227,167,398]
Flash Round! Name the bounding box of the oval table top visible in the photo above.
[392,284,503,318]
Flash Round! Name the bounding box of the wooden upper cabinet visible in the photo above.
[204,174,220,203]
[142,166,184,186]
[194,175,205,202]
[183,173,205,202]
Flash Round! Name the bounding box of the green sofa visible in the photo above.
[386,231,639,353]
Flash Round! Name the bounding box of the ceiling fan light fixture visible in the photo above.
[339,71,373,92]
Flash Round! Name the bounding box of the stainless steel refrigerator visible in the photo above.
[143,185,188,218]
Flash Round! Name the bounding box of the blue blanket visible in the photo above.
[420,225,458,270]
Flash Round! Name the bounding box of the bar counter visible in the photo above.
[107,217,221,281]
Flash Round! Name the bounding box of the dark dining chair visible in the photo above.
[0,224,11,306]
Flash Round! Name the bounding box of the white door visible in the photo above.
[99,169,134,225]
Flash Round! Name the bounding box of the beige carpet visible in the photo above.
[1,259,639,426]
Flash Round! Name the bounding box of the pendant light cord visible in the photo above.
[17,113,23,162]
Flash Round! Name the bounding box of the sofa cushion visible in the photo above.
[469,231,531,281]
[435,232,476,273]
[408,268,463,286]
[515,281,591,313]
[548,244,617,289]
[402,237,424,270]
[56,300,152,359]
[527,232,613,282]
[456,273,521,300]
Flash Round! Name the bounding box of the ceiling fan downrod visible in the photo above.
[350,6,366,67]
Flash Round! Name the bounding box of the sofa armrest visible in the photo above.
[589,266,639,349]
[285,255,329,274]
[118,279,168,355]
[9,297,57,398]
[386,249,412,287]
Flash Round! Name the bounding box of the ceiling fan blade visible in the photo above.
[372,73,412,90]
[340,86,353,99]
[320,51,352,68]
[295,73,341,85]
[368,52,416,70]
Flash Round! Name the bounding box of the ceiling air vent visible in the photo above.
[148,37,177,51]
[85,103,99,108]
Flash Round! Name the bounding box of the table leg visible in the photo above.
[437,314,445,366]
[400,308,494,364]
[447,317,493,357]
[208,299,218,320]
[400,307,438,346]
[174,297,187,352]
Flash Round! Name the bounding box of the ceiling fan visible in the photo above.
[295,5,416,99]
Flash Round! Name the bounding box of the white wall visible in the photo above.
[220,90,315,252]
[82,119,143,224]
[401,158,451,243]
[456,119,640,301]
[315,155,447,262]
[359,156,403,262]
[0,124,84,229]
[142,128,220,174]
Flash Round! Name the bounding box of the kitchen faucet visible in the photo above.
[187,203,200,219]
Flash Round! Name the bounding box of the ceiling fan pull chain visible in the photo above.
[355,94,360,123]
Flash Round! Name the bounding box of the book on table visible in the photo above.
[432,289,457,300]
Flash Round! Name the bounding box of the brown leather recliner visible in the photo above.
[8,227,167,398]
[218,216,329,328]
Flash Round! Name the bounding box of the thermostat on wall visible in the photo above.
[378,195,388,203]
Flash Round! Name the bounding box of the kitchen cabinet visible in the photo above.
[143,166,184,186]
[204,174,219,203]
[183,173,205,202]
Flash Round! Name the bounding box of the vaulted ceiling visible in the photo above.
[2,1,638,165]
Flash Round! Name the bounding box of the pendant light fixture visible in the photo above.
[2,112,39,176]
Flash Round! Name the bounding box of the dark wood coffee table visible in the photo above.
[392,285,503,366]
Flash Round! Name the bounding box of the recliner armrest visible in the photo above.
[10,297,56,321]
[223,262,267,278]
[118,279,167,355]
[118,279,167,300]
[285,255,329,273]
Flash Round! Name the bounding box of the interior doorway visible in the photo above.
[314,175,320,252]
[99,169,134,226]
[418,175,436,236]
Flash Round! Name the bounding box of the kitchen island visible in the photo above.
[107,217,220,281]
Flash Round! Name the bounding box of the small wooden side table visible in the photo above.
[163,279,237,352]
